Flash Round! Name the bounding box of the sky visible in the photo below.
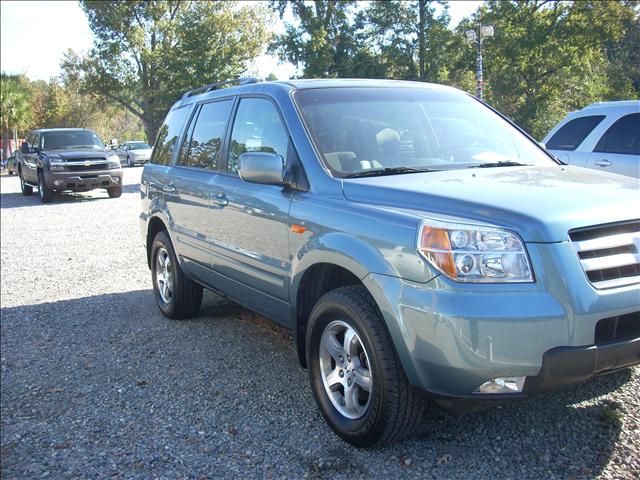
[0,0,483,82]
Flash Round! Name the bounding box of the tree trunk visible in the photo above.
[2,118,10,162]
[141,110,160,145]
[418,0,426,81]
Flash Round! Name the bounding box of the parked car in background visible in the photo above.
[140,78,639,447]
[542,100,639,178]
[17,128,123,203]
[115,141,152,167]
[6,152,17,175]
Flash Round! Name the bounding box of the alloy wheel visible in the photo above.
[319,320,373,419]
[155,247,173,304]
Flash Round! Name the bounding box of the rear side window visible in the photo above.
[179,99,233,170]
[545,115,605,151]
[151,106,190,166]
[594,113,640,155]
[227,98,289,175]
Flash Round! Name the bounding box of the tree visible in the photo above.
[270,1,359,78]
[66,1,272,143]
[473,0,639,138]
[1,74,32,160]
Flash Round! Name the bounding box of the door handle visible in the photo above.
[163,184,177,193]
[594,159,612,167]
[212,191,228,206]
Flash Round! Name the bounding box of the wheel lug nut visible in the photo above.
[347,378,352,387]
[339,370,344,378]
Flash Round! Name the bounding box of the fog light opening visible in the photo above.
[53,180,63,187]
[475,376,526,394]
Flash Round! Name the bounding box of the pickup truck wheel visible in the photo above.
[108,186,122,198]
[38,172,54,203]
[151,231,203,319]
[19,172,33,196]
[306,285,423,447]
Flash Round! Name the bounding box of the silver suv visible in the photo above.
[543,100,639,178]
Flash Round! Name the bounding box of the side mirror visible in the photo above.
[21,142,30,154]
[238,152,285,185]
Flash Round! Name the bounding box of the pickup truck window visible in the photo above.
[179,100,233,170]
[151,105,190,166]
[42,131,103,149]
[295,87,554,177]
[227,98,289,175]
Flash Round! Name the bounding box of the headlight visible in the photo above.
[107,153,121,169]
[49,156,65,171]
[417,219,533,283]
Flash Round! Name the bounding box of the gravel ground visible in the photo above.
[1,169,639,479]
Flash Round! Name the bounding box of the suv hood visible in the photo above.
[342,165,639,242]
[43,148,108,159]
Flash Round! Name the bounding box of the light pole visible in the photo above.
[465,25,494,100]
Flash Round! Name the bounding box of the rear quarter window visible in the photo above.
[546,115,605,151]
[151,105,191,166]
[594,113,640,155]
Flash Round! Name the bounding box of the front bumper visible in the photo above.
[363,241,640,409]
[45,169,123,191]
[129,156,149,164]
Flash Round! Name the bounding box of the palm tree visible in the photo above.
[1,73,32,161]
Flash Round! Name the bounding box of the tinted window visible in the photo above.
[179,100,233,170]
[227,98,289,175]
[594,113,640,155]
[42,130,103,149]
[545,115,605,151]
[127,142,150,150]
[151,106,190,166]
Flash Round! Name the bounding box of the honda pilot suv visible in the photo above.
[140,78,640,447]
[18,128,123,203]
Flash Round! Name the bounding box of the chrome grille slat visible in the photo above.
[580,253,640,272]
[570,221,640,289]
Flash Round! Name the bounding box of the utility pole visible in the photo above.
[465,25,494,100]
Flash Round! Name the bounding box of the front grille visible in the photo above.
[595,312,640,344]
[67,163,108,171]
[569,220,640,289]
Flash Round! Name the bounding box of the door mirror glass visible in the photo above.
[238,152,285,185]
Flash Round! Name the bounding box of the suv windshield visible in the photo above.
[128,142,150,150]
[294,87,554,177]
[42,131,104,150]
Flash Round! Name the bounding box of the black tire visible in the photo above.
[19,170,33,196]
[151,230,202,319]
[306,285,423,447]
[38,172,53,203]
[108,186,122,198]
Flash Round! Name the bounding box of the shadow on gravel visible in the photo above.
[0,183,141,209]
[0,289,633,478]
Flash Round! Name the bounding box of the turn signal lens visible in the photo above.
[418,220,533,283]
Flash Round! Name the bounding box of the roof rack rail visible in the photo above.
[181,77,261,100]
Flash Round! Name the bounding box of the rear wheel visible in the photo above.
[306,285,423,447]
[151,231,203,319]
[108,186,122,198]
[38,172,53,203]
[19,170,33,196]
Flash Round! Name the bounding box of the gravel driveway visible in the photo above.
[1,169,638,479]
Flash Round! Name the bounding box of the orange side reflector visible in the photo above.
[291,224,307,234]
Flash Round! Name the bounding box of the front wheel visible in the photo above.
[38,172,53,203]
[151,231,203,319]
[306,285,423,447]
[108,186,122,198]
[19,171,33,196]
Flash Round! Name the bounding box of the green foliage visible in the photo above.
[1,73,33,159]
[66,1,272,143]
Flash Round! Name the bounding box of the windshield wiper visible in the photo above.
[344,167,437,178]
[468,161,530,169]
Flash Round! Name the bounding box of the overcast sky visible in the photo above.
[1,0,483,82]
